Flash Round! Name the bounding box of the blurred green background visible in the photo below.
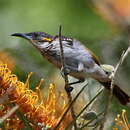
[0,0,130,129]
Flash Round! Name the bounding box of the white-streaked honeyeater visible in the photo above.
[12,31,130,105]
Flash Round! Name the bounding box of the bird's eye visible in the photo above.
[33,33,39,39]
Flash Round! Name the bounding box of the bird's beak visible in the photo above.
[11,33,32,40]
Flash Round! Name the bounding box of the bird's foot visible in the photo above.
[65,85,73,92]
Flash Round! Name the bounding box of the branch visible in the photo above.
[99,46,130,130]
[58,25,77,129]
[65,88,104,130]
[54,82,88,130]
[0,104,19,124]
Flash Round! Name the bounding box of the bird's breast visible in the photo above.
[40,49,62,69]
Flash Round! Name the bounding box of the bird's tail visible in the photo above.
[100,81,130,105]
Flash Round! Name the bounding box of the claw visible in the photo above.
[65,85,73,92]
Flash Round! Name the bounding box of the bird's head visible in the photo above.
[11,32,73,51]
[11,32,54,49]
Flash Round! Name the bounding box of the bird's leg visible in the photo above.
[60,66,70,78]
[60,62,84,78]
[60,62,85,92]
[60,66,74,92]
[65,78,85,92]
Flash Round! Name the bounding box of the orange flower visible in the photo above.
[114,109,130,130]
[0,64,72,129]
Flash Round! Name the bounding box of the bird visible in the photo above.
[11,31,130,105]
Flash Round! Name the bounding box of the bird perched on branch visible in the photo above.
[12,31,130,105]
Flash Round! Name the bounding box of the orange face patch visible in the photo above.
[42,37,52,42]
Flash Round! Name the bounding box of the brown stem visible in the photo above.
[99,46,130,130]
[58,25,77,129]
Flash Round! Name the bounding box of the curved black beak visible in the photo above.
[11,33,32,40]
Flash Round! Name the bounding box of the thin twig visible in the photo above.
[53,83,88,130]
[65,88,104,130]
[0,104,19,124]
[58,25,77,129]
[99,46,130,130]
[58,27,68,84]
[16,109,34,129]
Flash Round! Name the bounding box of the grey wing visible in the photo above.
[63,39,96,70]
[63,39,109,81]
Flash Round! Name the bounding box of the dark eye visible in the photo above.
[105,72,109,75]
[33,33,39,39]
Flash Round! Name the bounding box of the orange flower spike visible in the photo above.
[25,72,33,89]
[25,92,38,107]
[0,64,7,71]
[60,93,67,110]
[0,63,72,129]
[121,109,130,130]
[46,84,56,105]
[45,84,56,114]
[14,81,25,96]
[0,65,10,78]
[0,66,17,90]
[115,114,124,128]
[31,94,39,105]
[18,90,38,112]
[0,65,7,77]
[35,78,44,102]
[0,78,10,90]
[9,82,26,102]
[0,66,12,90]
[14,94,28,104]
[114,110,130,130]
[9,75,18,84]
[2,68,11,79]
